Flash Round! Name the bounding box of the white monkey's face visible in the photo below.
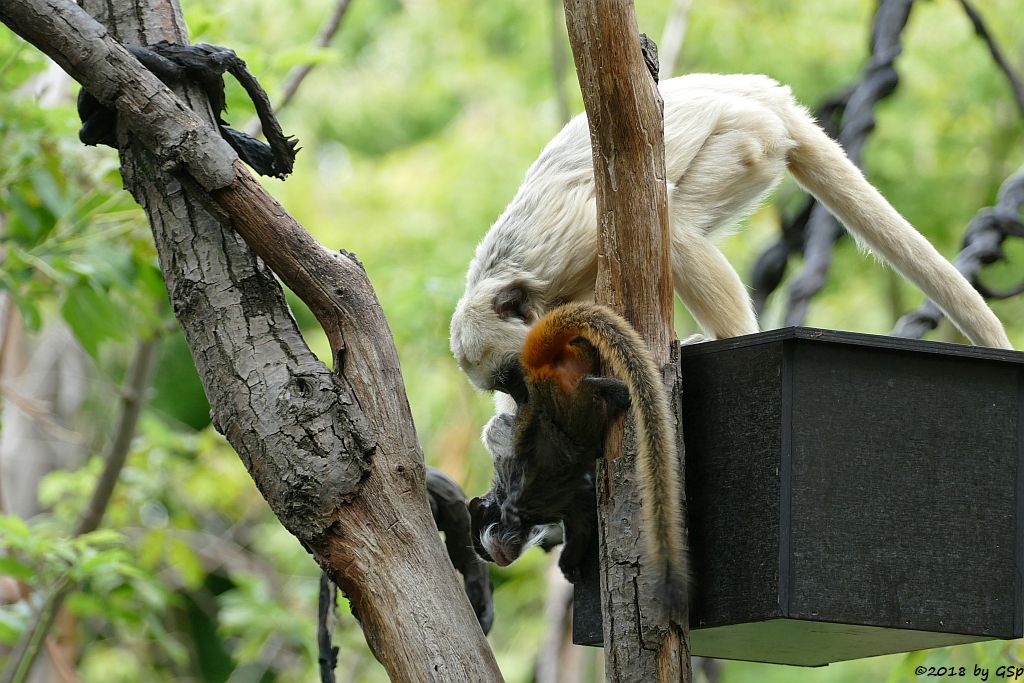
[449,278,538,392]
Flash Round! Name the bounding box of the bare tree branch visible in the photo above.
[957,0,1024,118]
[317,572,339,683]
[276,0,353,113]
[75,337,159,535]
[243,0,354,136]
[657,0,692,81]
[784,0,912,326]
[0,0,502,678]
[563,1,688,678]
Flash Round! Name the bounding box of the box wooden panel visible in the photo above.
[572,328,1024,666]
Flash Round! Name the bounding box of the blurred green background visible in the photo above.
[1,0,1023,680]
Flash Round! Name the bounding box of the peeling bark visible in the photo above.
[563,1,689,680]
[0,0,502,679]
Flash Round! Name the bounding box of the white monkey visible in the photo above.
[450,73,1012,417]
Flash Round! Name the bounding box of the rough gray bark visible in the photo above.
[563,1,689,680]
[0,1,502,680]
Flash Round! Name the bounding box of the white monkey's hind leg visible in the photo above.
[672,235,759,339]
[666,118,791,339]
[666,105,792,236]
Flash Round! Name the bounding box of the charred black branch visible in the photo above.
[783,0,912,326]
[77,41,298,178]
[891,165,1024,339]
[426,467,495,634]
[317,572,339,683]
[640,33,660,84]
[957,0,1024,117]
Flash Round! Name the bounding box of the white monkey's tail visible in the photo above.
[783,109,1012,350]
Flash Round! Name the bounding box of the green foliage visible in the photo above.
[0,54,163,353]
[0,515,170,649]
[149,332,212,430]
[1,0,1023,681]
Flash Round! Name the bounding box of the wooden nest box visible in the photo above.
[573,328,1023,667]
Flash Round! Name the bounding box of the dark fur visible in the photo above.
[469,339,630,582]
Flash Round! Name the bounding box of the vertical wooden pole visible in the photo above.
[562,1,689,681]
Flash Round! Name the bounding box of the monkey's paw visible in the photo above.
[680,333,709,346]
[482,413,515,463]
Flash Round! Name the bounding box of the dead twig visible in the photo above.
[243,0,354,136]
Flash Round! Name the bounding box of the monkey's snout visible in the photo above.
[490,541,522,567]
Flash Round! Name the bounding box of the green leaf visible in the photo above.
[150,332,211,430]
[0,608,26,645]
[0,556,34,581]
[2,286,42,331]
[65,591,108,618]
[76,528,124,548]
[0,516,32,546]
[78,548,127,578]
[168,538,205,590]
[60,283,130,357]
[6,185,55,245]
[138,529,165,569]
[30,168,69,219]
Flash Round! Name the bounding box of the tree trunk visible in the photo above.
[563,1,690,681]
[0,1,502,680]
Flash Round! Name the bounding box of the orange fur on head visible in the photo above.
[521,319,593,396]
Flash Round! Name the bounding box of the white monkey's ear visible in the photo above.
[493,285,533,323]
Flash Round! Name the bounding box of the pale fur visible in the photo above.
[479,521,554,567]
[450,73,1011,403]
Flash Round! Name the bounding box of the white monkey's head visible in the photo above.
[449,275,545,397]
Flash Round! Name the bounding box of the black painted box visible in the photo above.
[572,328,1024,666]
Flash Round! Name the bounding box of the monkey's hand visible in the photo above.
[481,411,516,464]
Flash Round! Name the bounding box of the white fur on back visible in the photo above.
[451,73,796,380]
[450,72,1011,392]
